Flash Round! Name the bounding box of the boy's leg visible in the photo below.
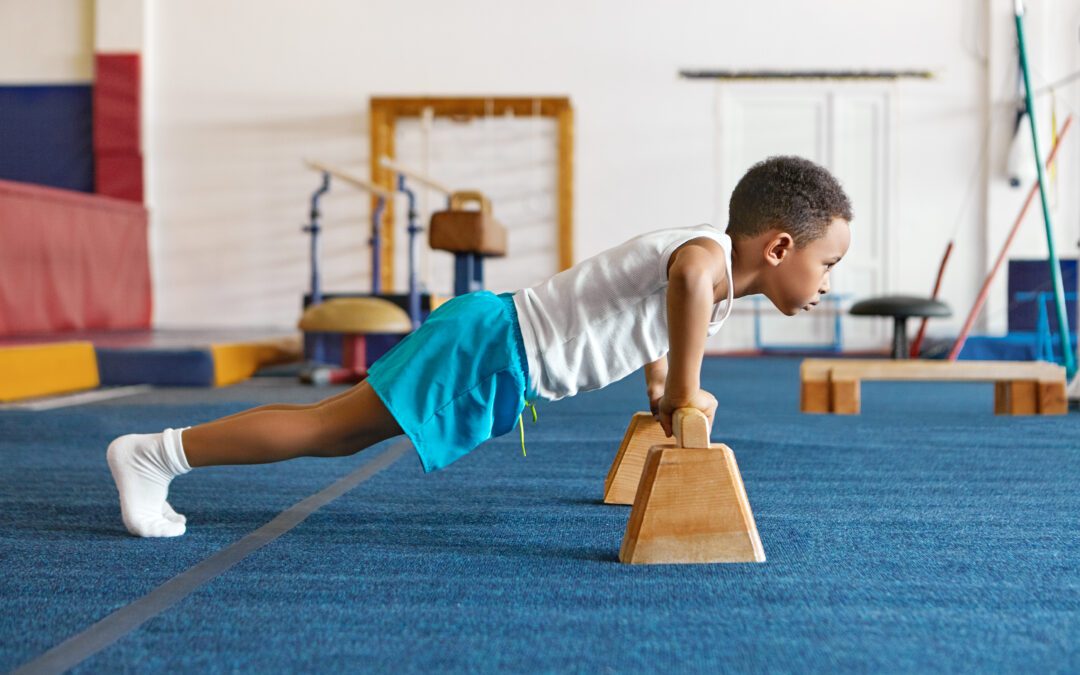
[183,381,401,466]
[205,386,356,424]
[108,381,402,537]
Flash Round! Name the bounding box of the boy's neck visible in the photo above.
[728,237,761,299]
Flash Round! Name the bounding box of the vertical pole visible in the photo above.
[557,103,575,271]
[833,297,844,352]
[453,255,471,296]
[370,102,396,293]
[305,171,331,307]
[399,174,421,329]
[1014,1,1076,377]
[371,196,385,295]
[752,297,763,351]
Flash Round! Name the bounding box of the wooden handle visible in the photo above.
[672,408,710,449]
[449,190,492,214]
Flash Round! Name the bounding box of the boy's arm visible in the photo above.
[644,356,668,418]
[658,239,725,435]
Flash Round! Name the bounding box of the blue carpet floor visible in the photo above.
[2,357,1079,673]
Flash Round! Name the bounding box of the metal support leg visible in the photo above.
[453,253,484,296]
[892,317,909,360]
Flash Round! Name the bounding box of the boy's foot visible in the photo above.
[107,432,190,537]
[162,501,186,524]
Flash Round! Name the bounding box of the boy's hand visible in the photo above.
[657,389,717,437]
[644,356,668,420]
[647,383,665,420]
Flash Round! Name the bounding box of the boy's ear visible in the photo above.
[765,232,795,267]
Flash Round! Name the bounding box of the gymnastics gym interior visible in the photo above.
[3,1,1080,673]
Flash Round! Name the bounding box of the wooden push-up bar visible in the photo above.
[617,408,765,564]
[304,160,395,198]
[800,359,1068,415]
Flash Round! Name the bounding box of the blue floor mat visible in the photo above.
[2,358,1079,672]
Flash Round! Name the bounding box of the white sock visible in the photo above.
[107,427,192,537]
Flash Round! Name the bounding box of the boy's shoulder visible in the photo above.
[558,225,728,280]
[644,223,724,238]
[651,224,729,255]
[622,223,727,250]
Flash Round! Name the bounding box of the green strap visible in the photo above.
[517,401,538,457]
[1015,2,1077,377]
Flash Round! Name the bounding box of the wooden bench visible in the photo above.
[800,359,1068,415]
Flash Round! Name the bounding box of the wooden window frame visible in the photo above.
[369,96,574,291]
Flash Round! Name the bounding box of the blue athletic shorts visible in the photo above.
[366,291,532,472]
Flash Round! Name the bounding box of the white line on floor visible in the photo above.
[11,440,411,675]
[0,385,155,411]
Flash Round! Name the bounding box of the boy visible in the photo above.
[108,155,852,537]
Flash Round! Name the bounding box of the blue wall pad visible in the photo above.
[959,332,1078,362]
[1008,259,1078,332]
[96,348,216,387]
[0,85,94,192]
[957,334,1040,361]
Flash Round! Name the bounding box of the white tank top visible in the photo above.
[512,225,734,401]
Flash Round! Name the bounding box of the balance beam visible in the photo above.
[800,359,1068,415]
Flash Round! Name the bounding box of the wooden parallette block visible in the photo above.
[994,380,1037,415]
[429,191,508,256]
[1036,380,1069,414]
[619,408,765,565]
[604,412,670,504]
[800,358,1068,415]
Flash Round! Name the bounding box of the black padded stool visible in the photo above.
[849,295,952,359]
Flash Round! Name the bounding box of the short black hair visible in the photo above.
[726,156,852,247]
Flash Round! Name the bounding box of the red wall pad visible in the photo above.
[95,153,144,203]
[93,53,141,154]
[0,179,151,336]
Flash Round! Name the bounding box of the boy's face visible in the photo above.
[765,218,851,316]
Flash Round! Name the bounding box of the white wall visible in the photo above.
[5,0,1080,353]
[0,0,93,83]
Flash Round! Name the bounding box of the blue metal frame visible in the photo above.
[302,171,332,307]
[371,196,386,295]
[396,174,423,330]
[452,254,485,296]
[1014,291,1078,363]
[752,294,849,352]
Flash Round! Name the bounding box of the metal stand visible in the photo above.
[452,253,485,296]
[397,174,423,330]
[302,171,331,363]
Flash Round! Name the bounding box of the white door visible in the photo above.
[711,82,896,352]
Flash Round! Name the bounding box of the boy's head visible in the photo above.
[726,156,853,316]
[726,155,852,248]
